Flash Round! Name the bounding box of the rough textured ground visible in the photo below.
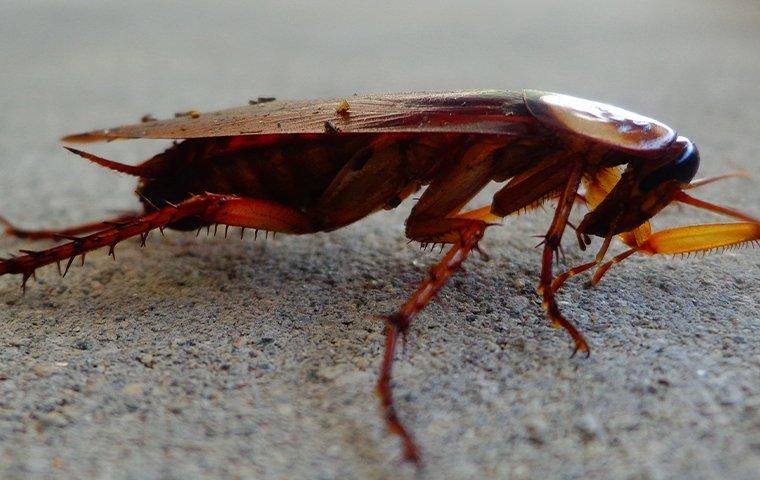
[0,1,758,479]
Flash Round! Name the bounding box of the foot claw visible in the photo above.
[569,340,590,359]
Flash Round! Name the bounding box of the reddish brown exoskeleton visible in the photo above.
[1,90,758,464]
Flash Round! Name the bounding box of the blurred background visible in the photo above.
[1,1,758,479]
[1,0,759,223]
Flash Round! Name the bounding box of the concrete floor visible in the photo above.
[0,1,758,479]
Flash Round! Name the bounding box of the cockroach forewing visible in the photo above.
[524,90,676,155]
[62,91,541,143]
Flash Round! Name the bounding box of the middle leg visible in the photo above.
[536,159,589,356]
[376,140,506,463]
[378,219,488,464]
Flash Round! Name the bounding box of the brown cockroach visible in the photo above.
[1,90,758,464]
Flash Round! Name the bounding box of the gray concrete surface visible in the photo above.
[0,1,758,479]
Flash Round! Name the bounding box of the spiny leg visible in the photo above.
[551,165,651,291]
[551,234,614,292]
[375,139,515,463]
[537,159,589,356]
[378,220,488,465]
[0,213,139,240]
[0,194,316,288]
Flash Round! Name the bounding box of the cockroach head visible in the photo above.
[578,136,699,236]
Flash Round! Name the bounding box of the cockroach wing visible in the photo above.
[61,91,540,143]
[523,90,676,155]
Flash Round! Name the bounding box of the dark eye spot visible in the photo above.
[640,139,699,191]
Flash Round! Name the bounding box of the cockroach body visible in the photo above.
[1,90,758,464]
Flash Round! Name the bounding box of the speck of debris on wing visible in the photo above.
[174,110,200,118]
[250,97,276,104]
[336,99,350,115]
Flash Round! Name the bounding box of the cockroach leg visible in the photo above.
[552,260,598,292]
[1,198,210,280]
[377,220,488,465]
[552,234,613,292]
[0,213,138,240]
[566,221,592,251]
[454,205,502,224]
[201,197,316,235]
[377,321,420,464]
[540,245,590,357]
[0,194,317,283]
[538,160,589,357]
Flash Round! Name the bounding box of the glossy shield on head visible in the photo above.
[523,90,677,154]
[640,138,700,191]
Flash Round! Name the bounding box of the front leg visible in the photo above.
[375,140,508,463]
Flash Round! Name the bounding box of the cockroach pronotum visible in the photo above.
[1,90,758,464]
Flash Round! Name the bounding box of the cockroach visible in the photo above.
[1,90,758,465]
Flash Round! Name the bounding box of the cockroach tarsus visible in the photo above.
[1,90,758,465]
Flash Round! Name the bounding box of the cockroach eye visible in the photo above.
[640,137,700,191]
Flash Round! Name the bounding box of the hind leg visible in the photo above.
[0,193,317,288]
[0,213,140,240]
